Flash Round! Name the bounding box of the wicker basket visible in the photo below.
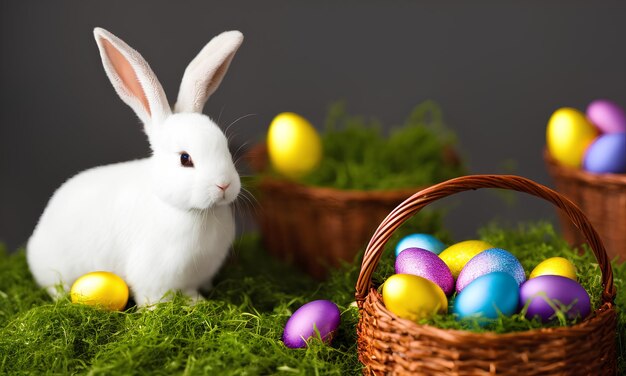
[246,144,426,279]
[355,175,617,375]
[545,150,626,262]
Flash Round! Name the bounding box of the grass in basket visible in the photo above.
[1,221,625,374]
[298,100,467,190]
[404,223,619,333]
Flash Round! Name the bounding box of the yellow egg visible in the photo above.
[546,107,598,168]
[267,112,322,179]
[529,257,577,280]
[439,240,494,278]
[70,271,129,311]
[382,274,447,322]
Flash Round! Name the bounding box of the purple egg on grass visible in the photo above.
[519,275,591,323]
[395,248,454,295]
[586,99,626,133]
[583,133,626,174]
[456,248,526,294]
[283,300,341,349]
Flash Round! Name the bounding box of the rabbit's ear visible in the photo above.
[174,31,243,114]
[94,28,171,125]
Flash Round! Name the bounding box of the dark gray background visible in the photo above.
[2,1,626,252]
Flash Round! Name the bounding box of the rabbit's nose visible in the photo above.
[216,183,231,192]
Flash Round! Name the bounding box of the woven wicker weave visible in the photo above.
[355,175,617,375]
[246,144,448,279]
[545,150,626,262]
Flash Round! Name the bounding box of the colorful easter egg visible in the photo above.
[394,233,446,257]
[282,300,341,348]
[267,112,322,179]
[529,257,577,280]
[583,133,626,174]
[439,240,494,278]
[519,275,591,322]
[586,99,626,133]
[395,248,454,295]
[546,107,598,168]
[382,274,448,322]
[456,248,526,293]
[453,272,520,322]
[70,271,129,311]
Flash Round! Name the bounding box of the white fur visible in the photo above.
[27,27,244,306]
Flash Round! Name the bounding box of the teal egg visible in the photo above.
[395,233,446,257]
[453,272,519,322]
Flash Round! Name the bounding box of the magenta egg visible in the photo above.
[283,300,341,348]
[519,275,591,323]
[587,99,626,133]
[395,248,454,295]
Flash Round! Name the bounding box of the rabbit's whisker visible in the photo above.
[232,141,251,166]
[217,105,226,125]
[224,113,256,141]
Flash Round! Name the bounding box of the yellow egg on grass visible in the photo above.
[382,274,448,322]
[267,112,322,179]
[546,107,598,168]
[529,257,577,280]
[439,240,494,278]
[70,271,129,311]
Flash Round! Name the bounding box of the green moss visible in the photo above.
[1,222,624,374]
[298,101,467,190]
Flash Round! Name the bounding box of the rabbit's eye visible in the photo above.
[180,152,194,168]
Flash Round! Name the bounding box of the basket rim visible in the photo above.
[544,148,626,186]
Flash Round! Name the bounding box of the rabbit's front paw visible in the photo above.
[183,289,206,306]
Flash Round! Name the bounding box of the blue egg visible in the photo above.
[454,272,520,322]
[395,233,446,257]
[583,133,626,174]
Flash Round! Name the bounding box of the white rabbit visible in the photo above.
[27,27,244,307]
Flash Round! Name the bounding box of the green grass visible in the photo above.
[1,222,625,375]
[295,101,467,190]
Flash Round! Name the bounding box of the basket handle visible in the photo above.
[355,175,616,305]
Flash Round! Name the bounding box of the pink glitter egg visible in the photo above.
[586,99,626,133]
[395,248,454,295]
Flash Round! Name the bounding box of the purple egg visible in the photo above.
[583,133,626,174]
[587,99,626,133]
[395,248,454,295]
[456,248,526,294]
[519,275,591,323]
[283,300,340,349]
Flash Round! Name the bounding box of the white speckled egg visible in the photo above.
[456,248,526,293]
